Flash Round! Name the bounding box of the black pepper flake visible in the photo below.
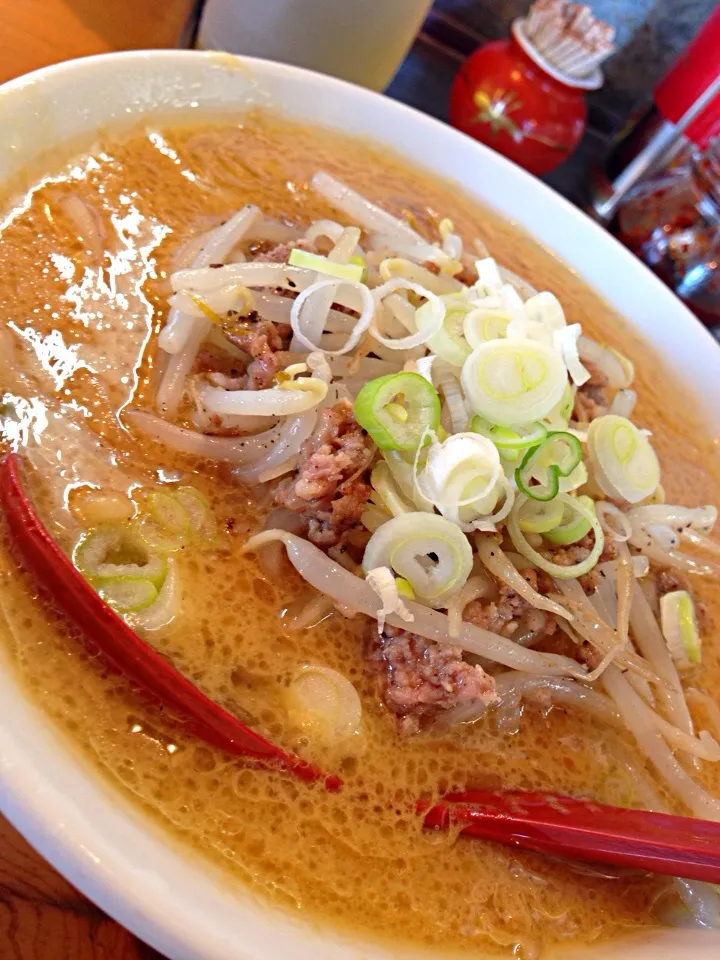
[288,280,297,288]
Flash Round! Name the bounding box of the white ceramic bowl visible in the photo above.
[0,50,718,960]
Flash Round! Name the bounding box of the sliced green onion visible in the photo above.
[147,490,190,538]
[173,486,217,541]
[73,525,167,587]
[354,372,440,451]
[544,495,595,544]
[418,432,502,528]
[138,486,217,550]
[587,415,660,504]
[362,512,473,607]
[99,577,159,613]
[285,665,362,744]
[471,415,547,451]
[660,590,701,666]
[461,338,568,427]
[136,516,188,554]
[416,294,472,368]
[559,460,587,494]
[348,254,368,282]
[515,431,583,502]
[463,302,511,348]
[544,381,574,430]
[516,497,565,534]
[396,577,415,600]
[288,247,365,282]
[507,493,604,579]
[371,462,414,517]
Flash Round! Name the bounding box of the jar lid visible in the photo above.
[512,19,604,91]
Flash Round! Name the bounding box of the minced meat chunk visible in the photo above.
[193,312,291,391]
[656,569,685,595]
[249,239,310,263]
[274,400,375,547]
[549,533,615,591]
[573,361,610,422]
[222,313,291,389]
[463,570,557,639]
[371,626,497,717]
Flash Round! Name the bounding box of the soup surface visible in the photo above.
[0,111,719,958]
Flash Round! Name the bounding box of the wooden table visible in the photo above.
[0,7,195,955]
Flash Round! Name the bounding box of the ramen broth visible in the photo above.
[0,111,719,957]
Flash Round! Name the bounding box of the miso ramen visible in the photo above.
[1,110,719,958]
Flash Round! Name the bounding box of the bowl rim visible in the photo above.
[1,47,719,960]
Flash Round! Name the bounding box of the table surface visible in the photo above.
[0,6,194,955]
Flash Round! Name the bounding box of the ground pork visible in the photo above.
[549,533,616,591]
[192,311,291,390]
[463,569,558,639]
[251,240,298,263]
[656,568,685,595]
[221,312,291,389]
[371,626,497,717]
[274,400,375,547]
[573,361,610,422]
[192,348,244,379]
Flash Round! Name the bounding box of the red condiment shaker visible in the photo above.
[591,9,720,223]
[654,6,720,150]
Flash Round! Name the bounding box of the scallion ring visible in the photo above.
[587,415,660,504]
[416,294,472,368]
[73,525,167,587]
[515,431,583,502]
[99,577,159,613]
[544,495,595,545]
[508,493,604,579]
[471,415,548,451]
[515,497,565,534]
[354,372,440,451]
[362,512,473,607]
[461,338,568,426]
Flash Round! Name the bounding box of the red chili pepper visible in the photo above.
[0,453,340,791]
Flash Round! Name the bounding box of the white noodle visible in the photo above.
[629,582,697,742]
[156,319,210,417]
[596,501,632,542]
[232,413,317,483]
[127,408,310,466]
[602,666,720,819]
[476,538,571,621]
[555,578,657,682]
[311,172,424,245]
[446,574,492,639]
[608,388,637,418]
[159,205,262,356]
[171,261,322,297]
[245,530,590,678]
[437,672,621,730]
[290,278,375,355]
